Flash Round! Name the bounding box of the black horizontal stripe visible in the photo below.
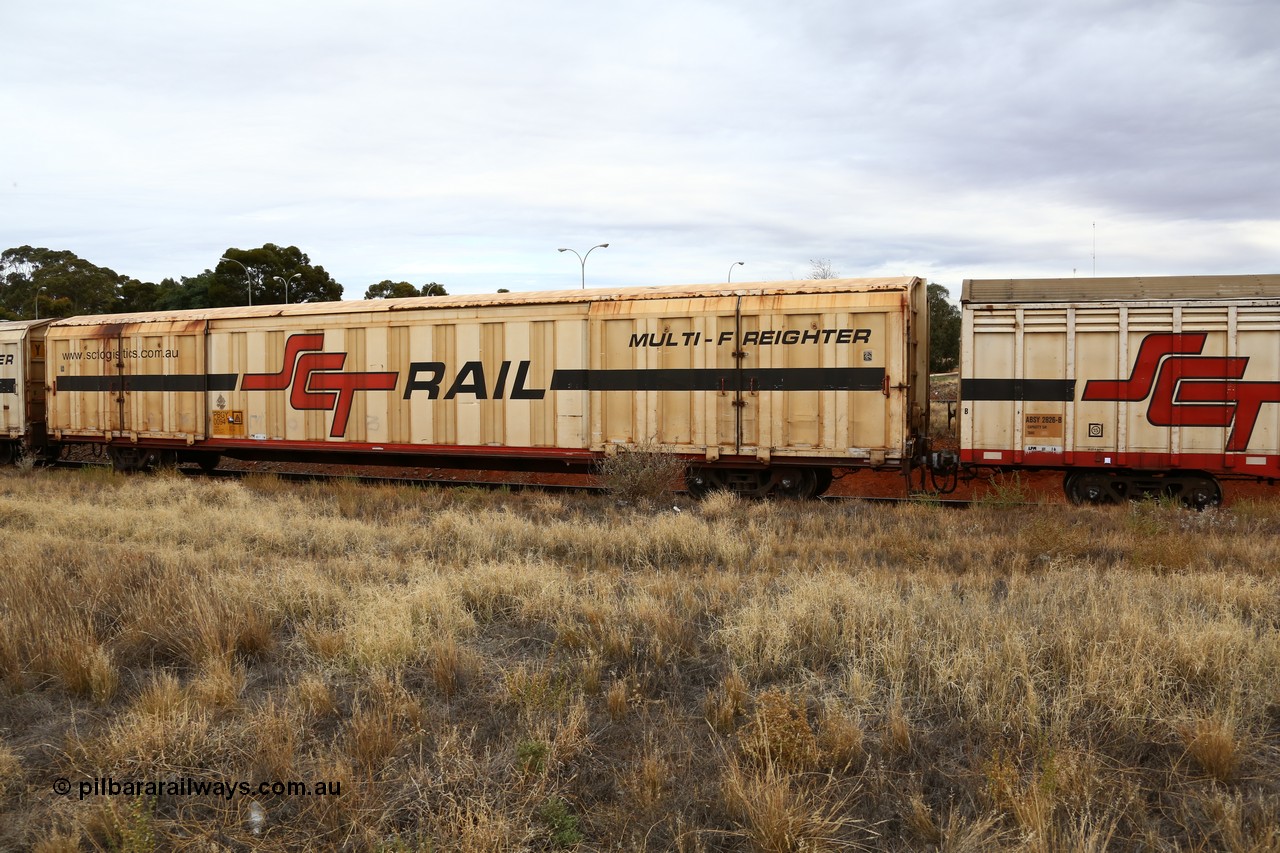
[550,367,886,392]
[962,378,1076,401]
[57,374,239,393]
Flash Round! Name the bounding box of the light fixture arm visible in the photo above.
[273,272,302,305]
[558,243,609,289]
[219,256,255,306]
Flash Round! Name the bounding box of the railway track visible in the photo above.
[49,458,606,494]
[48,458,995,505]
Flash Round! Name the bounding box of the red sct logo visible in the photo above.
[1082,332,1280,452]
[241,334,398,437]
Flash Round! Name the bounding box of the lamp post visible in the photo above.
[219,256,254,306]
[34,286,46,320]
[273,273,301,305]
[728,261,744,283]
[557,243,609,289]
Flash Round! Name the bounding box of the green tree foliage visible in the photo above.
[928,283,961,373]
[0,246,124,319]
[117,276,170,313]
[363,281,448,299]
[215,244,342,306]
[153,273,217,311]
[0,244,346,318]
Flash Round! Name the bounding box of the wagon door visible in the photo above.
[47,328,126,438]
[25,328,48,449]
[714,302,759,456]
[48,320,210,448]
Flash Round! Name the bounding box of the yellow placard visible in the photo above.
[211,410,245,437]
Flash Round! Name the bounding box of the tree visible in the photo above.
[0,246,123,319]
[153,274,217,311]
[214,244,342,307]
[363,281,448,299]
[364,280,419,299]
[117,275,168,313]
[808,259,838,280]
[928,283,961,374]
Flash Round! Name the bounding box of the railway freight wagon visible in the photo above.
[960,274,1280,506]
[44,278,929,497]
[0,319,51,463]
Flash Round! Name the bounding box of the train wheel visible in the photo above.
[773,468,819,500]
[0,443,14,466]
[197,453,221,474]
[813,467,834,496]
[1182,476,1222,510]
[685,467,719,498]
[108,446,150,473]
[1064,471,1114,505]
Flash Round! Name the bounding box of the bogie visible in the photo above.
[686,466,828,500]
[1064,469,1222,510]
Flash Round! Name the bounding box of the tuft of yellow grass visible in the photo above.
[1178,714,1243,783]
[721,757,870,852]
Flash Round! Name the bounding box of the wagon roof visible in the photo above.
[49,277,923,326]
[0,319,53,331]
[962,274,1280,304]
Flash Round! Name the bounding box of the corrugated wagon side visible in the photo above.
[43,278,928,496]
[0,320,52,463]
[960,274,1280,505]
[45,316,219,470]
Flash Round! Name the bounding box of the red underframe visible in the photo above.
[960,448,1280,479]
[70,435,876,474]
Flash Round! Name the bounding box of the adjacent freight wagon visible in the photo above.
[0,319,51,464]
[960,274,1280,506]
[42,278,930,497]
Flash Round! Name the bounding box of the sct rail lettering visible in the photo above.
[403,360,545,400]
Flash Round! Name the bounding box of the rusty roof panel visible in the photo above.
[50,278,922,326]
[0,319,53,332]
[962,274,1280,304]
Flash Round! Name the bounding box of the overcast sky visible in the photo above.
[3,0,1278,299]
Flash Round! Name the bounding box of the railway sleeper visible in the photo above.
[1063,469,1222,510]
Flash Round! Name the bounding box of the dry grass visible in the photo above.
[1,467,1279,849]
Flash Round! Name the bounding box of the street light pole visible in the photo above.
[273,273,302,305]
[219,256,254,306]
[728,261,744,283]
[557,243,609,289]
[34,286,46,320]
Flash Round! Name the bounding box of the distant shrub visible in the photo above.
[595,441,686,505]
